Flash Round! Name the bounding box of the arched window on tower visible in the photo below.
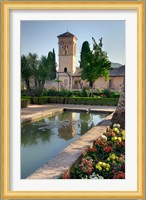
[64,67,67,72]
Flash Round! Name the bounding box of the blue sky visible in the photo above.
[21,20,125,66]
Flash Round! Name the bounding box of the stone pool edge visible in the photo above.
[21,105,115,124]
[26,112,113,179]
[21,108,64,124]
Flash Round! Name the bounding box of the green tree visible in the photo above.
[47,49,56,80]
[52,48,57,79]
[80,41,91,68]
[37,55,50,90]
[21,55,32,94]
[81,38,112,88]
[27,53,38,89]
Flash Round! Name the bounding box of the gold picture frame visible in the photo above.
[1,1,145,199]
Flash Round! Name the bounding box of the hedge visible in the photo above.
[21,99,29,108]
[25,96,119,106]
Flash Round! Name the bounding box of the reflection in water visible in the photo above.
[21,111,107,178]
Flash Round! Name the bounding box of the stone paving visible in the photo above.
[21,104,116,124]
[21,104,116,179]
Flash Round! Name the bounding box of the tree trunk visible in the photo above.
[25,79,31,95]
[39,80,45,90]
[89,81,93,88]
[111,78,125,129]
[38,81,41,90]
[35,79,38,89]
[42,80,45,90]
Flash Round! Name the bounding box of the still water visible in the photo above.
[21,111,107,178]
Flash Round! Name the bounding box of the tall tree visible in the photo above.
[80,41,91,68]
[37,55,50,89]
[21,55,32,94]
[81,38,112,88]
[52,48,57,79]
[47,49,56,80]
[27,53,38,89]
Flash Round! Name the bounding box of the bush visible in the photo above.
[72,91,82,97]
[29,89,44,97]
[66,97,77,104]
[113,94,120,98]
[38,97,49,105]
[81,88,91,97]
[30,97,39,104]
[47,89,58,96]
[21,96,31,99]
[23,96,119,106]
[45,89,73,97]
[76,97,118,106]
[21,89,27,96]
[21,99,29,108]
[22,88,121,99]
[70,124,125,179]
[47,96,66,104]
[102,89,111,98]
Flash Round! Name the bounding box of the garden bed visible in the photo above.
[63,124,125,179]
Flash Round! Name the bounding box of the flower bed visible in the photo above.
[64,124,125,179]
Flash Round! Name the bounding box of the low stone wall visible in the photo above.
[21,108,64,124]
[27,113,113,179]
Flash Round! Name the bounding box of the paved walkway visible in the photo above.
[21,104,116,124]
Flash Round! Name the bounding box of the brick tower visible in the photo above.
[57,31,77,89]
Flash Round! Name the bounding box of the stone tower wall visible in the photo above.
[58,36,77,74]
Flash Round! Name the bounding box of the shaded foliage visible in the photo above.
[21,49,57,96]
[81,38,112,88]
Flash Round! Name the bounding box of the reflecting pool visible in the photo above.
[21,111,107,178]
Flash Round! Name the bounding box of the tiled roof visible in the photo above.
[109,65,125,77]
[72,65,125,77]
[57,31,76,38]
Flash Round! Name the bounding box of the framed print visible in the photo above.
[1,1,145,199]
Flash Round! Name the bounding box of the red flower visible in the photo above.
[88,147,96,152]
[121,141,125,146]
[104,145,113,153]
[107,132,112,137]
[115,142,121,147]
[112,132,116,137]
[99,141,103,146]
[121,164,125,170]
[114,171,125,179]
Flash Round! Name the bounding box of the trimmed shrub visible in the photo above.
[66,97,77,104]
[31,97,39,104]
[113,94,120,98]
[21,99,29,108]
[21,96,31,99]
[38,97,49,105]
[23,96,119,106]
[75,97,118,106]
[48,96,59,104]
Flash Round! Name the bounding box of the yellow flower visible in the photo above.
[117,137,122,142]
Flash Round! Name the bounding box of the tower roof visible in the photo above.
[57,31,77,39]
